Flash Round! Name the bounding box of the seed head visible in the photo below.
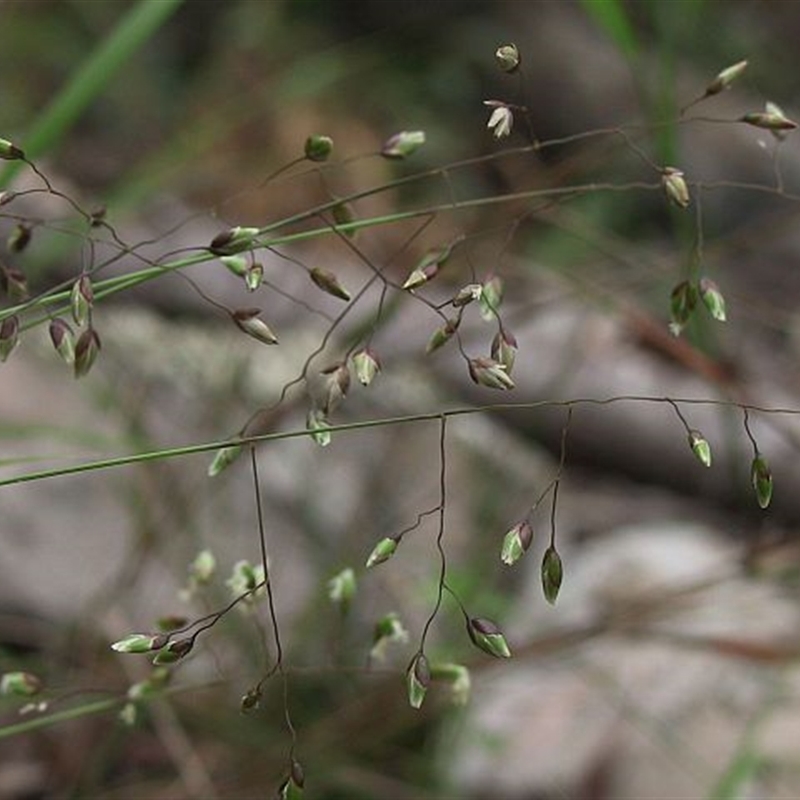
[765,101,792,141]
[231,308,279,345]
[0,315,20,362]
[541,545,564,605]
[0,138,25,160]
[406,652,430,710]
[467,617,512,658]
[500,520,533,565]
[327,567,357,611]
[704,59,748,97]
[74,328,101,378]
[451,283,482,308]
[0,264,28,301]
[370,612,409,662]
[111,633,168,654]
[485,101,514,138]
[662,167,690,209]
[699,277,727,322]
[426,318,460,354]
[403,242,455,290]
[304,134,334,162]
[306,408,332,447]
[688,430,712,468]
[381,130,426,159]
[491,327,518,374]
[208,441,243,477]
[741,111,797,131]
[352,347,381,386]
[7,223,31,253]
[1,671,42,697]
[366,536,398,568]
[220,254,248,277]
[70,274,94,327]
[152,637,194,665]
[669,280,698,336]
[49,318,75,365]
[479,274,504,320]
[320,362,350,413]
[245,262,264,292]
[310,267,351,301]
[751,455,773,510]
[468,357,515,390]
[209,226,260,257]
[240,686,262,713]
[495,43,521,73]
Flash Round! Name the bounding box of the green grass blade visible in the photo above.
[708,676,780,800]
[0,0,184,188]
[708,745,760,799]
[0,698,120,740]
[580,0,640,60]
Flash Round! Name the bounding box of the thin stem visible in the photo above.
[4,395,800,489]
[743,407,760,456]
[549,480,560,549]
[250,448,296,749]
[250,448,273,658]
[0,697,121,740]
[386,506,442,546]
[239,211,436,438]
[419,415,448,650]
[174,578,269,640]
[667,398,691,433]
[0,180,663,326]
[549,408,572,548]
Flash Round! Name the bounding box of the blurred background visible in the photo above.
[3,0,800,797]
